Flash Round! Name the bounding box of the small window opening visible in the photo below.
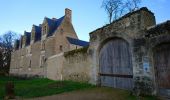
[29,60,31,68]
[60,45,63,51]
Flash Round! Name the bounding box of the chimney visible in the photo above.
[65,8,72,22]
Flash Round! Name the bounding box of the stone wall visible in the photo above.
[10,41,45,77]
[10,50,21,74]
[47,47,91,82]
[47,53,64,80]
[63,47,90,82]
[45,37,55,58]
[145,21,170,96]
[31,41,41,68]
[88,7,156,84]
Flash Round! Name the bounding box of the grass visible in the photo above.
[0,76,157,100]
[0,76,94,99]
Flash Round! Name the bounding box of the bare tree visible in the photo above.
[0,31,20,75]
[125,0,141,12]
[102,0,123,23]
[0,42,3,69]
[102,0,141,23]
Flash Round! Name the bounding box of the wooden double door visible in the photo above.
[99,38,133,90]
[153,43,170,97]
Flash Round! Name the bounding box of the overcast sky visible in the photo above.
[0,0,169,41]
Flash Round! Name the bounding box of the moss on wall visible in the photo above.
[64,46,89,57]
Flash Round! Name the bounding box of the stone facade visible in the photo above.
[88,7,155,85]
[47,47,90,82]
[88,7,170,97]
[10,8,89,77]
[10,7,170,97]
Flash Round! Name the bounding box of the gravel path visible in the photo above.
[28,87,128,100]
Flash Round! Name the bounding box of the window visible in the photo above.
[43,25,47,35]
[29,60,31,68]
[60,45,63,51]
[61,29,64,34]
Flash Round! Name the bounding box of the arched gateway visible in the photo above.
[99,38,133,90]
[153,43,170,96]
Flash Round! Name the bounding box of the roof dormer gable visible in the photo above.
[31,25,41,42]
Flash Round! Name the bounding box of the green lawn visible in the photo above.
[0,76,157,100]
[0,76,94,99]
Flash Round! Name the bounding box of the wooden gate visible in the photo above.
[153,43,170,97]
[99,38,133,90]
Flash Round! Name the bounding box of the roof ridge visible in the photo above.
[67,37,89,42]
[66,37,89,47]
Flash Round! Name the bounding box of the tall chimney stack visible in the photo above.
[65,8,72,22]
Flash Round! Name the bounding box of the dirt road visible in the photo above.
[28,87,130,100]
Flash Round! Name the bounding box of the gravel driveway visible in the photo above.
[28,87,128,100]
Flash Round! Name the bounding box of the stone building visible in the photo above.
[10,7,170,97]
[88,7,170,97]
[10,8,89,77]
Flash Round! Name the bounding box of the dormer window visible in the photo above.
[43,25,47,35]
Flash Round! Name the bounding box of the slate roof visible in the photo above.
[145,20,170,38]
[66,37,89,47]
[25,31,31,46]
[46,16,65,37]
[17,15,65,48]
[34,25,42,42]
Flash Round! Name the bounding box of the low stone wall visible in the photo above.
[46,47,91,82]
[47,53,64,80]
[63,47,90,82]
